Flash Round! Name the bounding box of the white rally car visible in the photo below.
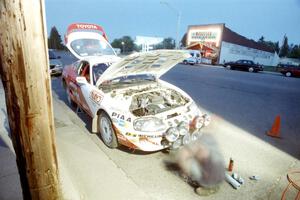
[62,23,210,152]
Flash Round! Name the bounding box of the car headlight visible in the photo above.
[165,127,179,142]
[191,131,202,141]
[133,117,166,132]
[195,116,204,129]
[171,138,182,149]
[203,114,211,127]
[183,133,191,145]
[178,122,189,136]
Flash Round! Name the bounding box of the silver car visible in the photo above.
[49,49,63,76]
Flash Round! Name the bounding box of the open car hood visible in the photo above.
[65,23,116,60]
[96,50,191,87]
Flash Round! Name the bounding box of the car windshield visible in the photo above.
[70,38,116,57]
[92,63,110,85]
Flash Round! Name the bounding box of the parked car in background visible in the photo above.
[223,59,263,72]
[278,63,300,77]
[183,57,198,65]
[49,49,63,76]
[183,50,201,65]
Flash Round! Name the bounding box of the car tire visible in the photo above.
[248,67,254,72]
[98,112,118,148]
[285,72,292,77]
[183,61,188,65]
[66,86,77,107]
[226,65,231,70]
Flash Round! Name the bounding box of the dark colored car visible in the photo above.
[278,63,300,77]
[223,59,263,72]
[49,49,63,76]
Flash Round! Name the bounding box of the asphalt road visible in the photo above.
[162,64,300,159]
[50,52,300,200]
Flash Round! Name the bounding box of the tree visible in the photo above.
[279,35,289,57]
[274,41,280,54]
[48,26,65,50]
[258,36,265,43]
[180,33,187,47]
[154,37,176,49]
[111,38,122,50]
[288,44,300,58]
[162,37,176,49]
[257,36,280,54]
[265,41,280,54]
[111,36,136,53]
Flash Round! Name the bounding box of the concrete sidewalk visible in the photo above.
[0,81,153,200]
[53,98,153,200]
[0,81,23,200]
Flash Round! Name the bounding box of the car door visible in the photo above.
[235,60,243,69]
[70,60,94,116]
[75,62,108,117]
[65,60,82,104]
[248,60,254,68]
[293,66,300,76]
[243,60,250,70]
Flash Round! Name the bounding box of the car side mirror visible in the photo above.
[76,76,87,85]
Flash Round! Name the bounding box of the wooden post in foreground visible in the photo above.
[0,1,61,199]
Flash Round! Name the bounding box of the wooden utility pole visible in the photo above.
[0,1,61,199]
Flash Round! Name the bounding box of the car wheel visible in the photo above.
[285,72,292,77]
[66,86,77,107]
[226,65,231,70]
[248,67,254,72]
[98,112,118,148]
[183,61,188,65]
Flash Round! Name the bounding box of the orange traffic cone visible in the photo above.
[266,115,281,138]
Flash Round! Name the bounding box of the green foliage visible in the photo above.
[274,42,280,54]
[257,36,280,54]
[288,44,300,58]
[258,35,300,58]
[111,36,137,53]
[154,37,175,49]
[111,39,122,50]
[266,41,280,54]
[279,35,289,57]
[180,33,187,47]
[48,26,65,50]
[258,36,265,43]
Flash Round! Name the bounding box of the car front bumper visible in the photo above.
[117,114,211,152]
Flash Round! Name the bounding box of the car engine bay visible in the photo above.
[129,88,189,117]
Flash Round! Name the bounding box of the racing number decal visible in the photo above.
[90,90,103,105]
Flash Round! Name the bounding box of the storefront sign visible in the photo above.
[191,31,217,40]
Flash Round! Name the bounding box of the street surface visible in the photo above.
[1,51,300,199]
[51,52,300,199]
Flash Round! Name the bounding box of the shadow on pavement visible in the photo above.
[0,137,8,148]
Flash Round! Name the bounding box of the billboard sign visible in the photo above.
[186,24,224,63]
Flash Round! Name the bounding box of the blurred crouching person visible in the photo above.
[169,134,225,196]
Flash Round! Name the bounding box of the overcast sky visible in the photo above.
[45,0,300,45]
